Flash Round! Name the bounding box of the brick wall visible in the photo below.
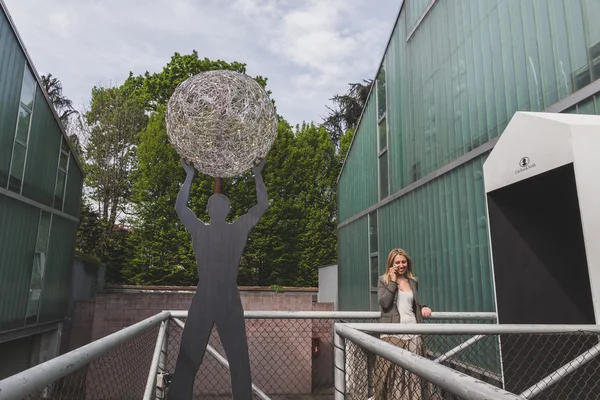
[71,288,333,397]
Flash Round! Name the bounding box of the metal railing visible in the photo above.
[11,311,600,399]
[334,323,600,400]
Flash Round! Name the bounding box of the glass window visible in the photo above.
[378,118,387,153]
[54,170,66,209]
[377,67,386,119]
[36,212,52,253]
[379,151,389,199]
[25,252,45,324]
[15,106,31,144]
[369,212,378,253]
[370,290,379,312]
[9,143,26,192]
[61,137,69,153]
[20,68,36,111]
[59,152,69,171]
[370,256,379,289]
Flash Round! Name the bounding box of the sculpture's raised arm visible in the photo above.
[176,159,205,229]
[234,159,268,228]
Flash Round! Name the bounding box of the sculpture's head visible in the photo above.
[207,194,230,222]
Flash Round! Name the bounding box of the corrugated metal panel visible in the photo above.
[378,155,494,312]
[338,216,370,311]
[0,194,39,331]
[64,155,83,217]
[338,0,600,313]
[22,86,60,207]
[39,215,78,323]
[0,8,25,188]
[387,0,597,193]
[338,95,378,222]
[0,335,33,379]
[568,94,600,114]
[405,0,434,35]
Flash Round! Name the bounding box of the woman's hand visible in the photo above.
[389,266,398,282]
[421,306,432,317]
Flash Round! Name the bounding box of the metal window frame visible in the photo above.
[7,66,36,195]
[368,211,379,299]
[376,70,391,201]
[24,211,53,326]
[405,0,438,42]
[0,187,79,223]
[52,136,70,212]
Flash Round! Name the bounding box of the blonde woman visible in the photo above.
[375,248,432,399]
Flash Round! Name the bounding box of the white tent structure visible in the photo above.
[484,111,600,395]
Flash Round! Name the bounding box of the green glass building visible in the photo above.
[337,0,600,311]
[0,1,84,377]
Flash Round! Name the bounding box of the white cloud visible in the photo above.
[3,0,398,126]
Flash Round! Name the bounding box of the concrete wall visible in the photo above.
[318,264,338,310]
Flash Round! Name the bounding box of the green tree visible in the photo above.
[83,84,148,258]
[40,73,79,127]
[322,80,372,146]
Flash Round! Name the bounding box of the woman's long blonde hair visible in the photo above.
[382,248,416,284]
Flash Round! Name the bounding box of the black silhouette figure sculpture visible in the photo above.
[168,158,268,400]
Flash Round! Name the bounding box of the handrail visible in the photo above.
[0,311,171,400]
[166,310,497,320]
[344,323,600,334]
[335,323,525,400]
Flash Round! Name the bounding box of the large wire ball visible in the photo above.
[166,70,277,177]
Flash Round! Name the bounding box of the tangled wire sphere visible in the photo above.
[166,70,277,178]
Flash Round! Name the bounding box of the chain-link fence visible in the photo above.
[341,327,600,400]
[160,317,378,399]
[22,324,160,400]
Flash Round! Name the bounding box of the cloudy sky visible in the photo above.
[3,0,400,127]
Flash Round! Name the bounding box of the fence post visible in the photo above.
[334,325,346,400]
[156,319,170,400]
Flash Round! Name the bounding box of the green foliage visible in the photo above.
[74,50,355,288]
[270,284,284,293]
[84,84,147,231]
[122,50,269,111]
[323,80,372,146]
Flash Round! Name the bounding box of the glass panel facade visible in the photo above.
[377,67,387,119]
[369,211,378,252]
[8,143,26,192]
[370,256,379,289]
[20,68,36,110]
[378,118,387,152]
[59,152,68,171]
[15,106,31,144]
[36,212,51,252]
[379,151,389,199]
[54,170,66,209]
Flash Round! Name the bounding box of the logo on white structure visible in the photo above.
[515,157,536,174]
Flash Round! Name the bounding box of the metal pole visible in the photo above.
[335,323,525,400]
[156,319,169,400]
[434,334,487,364]
[345,323,600,335]
[214,177,223,194]
[143,320,169,400]
[166,310,497,321]
[333,328,346,400]
[0,311,171,400]
[171,318,271,400]
[520,341,600,399]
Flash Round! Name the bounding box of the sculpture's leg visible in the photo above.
[168,295,214,400]
[216,295,252,400]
